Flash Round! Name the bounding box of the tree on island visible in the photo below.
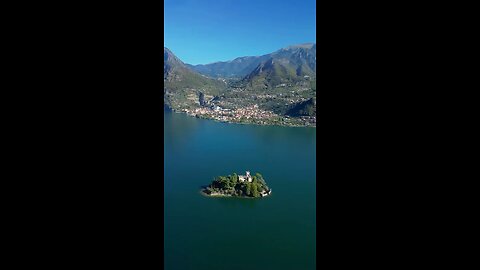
[251,184,259,197]
[245,183,251,196]
[232,173,238,183]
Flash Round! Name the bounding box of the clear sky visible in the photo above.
[164,0,316,65]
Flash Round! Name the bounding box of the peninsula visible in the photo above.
[202,171,272,198]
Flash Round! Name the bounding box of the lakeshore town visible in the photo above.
[179,104,316,127]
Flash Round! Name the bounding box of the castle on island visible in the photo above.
[238,171,252,182]
[238,171,271,197]
[203,170,272,198]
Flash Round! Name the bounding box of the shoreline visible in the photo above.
[170,109,316,128]
[200,189,271,199]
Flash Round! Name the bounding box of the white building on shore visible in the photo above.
[260,189,272,197]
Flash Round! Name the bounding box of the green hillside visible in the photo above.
[287,97,316,117]
[164,47,226,110]
[163,43,317,126]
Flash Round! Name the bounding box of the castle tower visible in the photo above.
[246,171,252,182]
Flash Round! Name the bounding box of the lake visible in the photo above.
[164,109,316,270]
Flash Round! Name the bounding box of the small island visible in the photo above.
[202,171,272,198]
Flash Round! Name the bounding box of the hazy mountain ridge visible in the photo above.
[189,43,316,80]
[187,55,271,79]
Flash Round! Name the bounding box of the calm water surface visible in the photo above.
[164,110,316,270]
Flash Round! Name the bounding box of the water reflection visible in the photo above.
[164,110,201,151]
[165,110,316,150]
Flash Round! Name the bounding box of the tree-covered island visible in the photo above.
[202,171,272,198]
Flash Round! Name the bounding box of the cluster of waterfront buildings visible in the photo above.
[181,104,279,123]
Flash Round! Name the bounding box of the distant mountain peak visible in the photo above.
[239,43,316,89]
[164,48,225,101]
[164,47,183,63]
[284,43,315,49]
[184,42,316,80]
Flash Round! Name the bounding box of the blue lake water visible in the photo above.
[164,110,316,270]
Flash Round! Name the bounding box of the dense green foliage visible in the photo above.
[287,97,316,116]
[204,172,270,198]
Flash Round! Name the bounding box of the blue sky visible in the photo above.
[164,0,316,65]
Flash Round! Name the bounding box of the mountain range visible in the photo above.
[187,43,316,80]
[237,43,316,90]
[164,43,316,120]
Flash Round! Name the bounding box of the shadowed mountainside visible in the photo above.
[164,47,226,109]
